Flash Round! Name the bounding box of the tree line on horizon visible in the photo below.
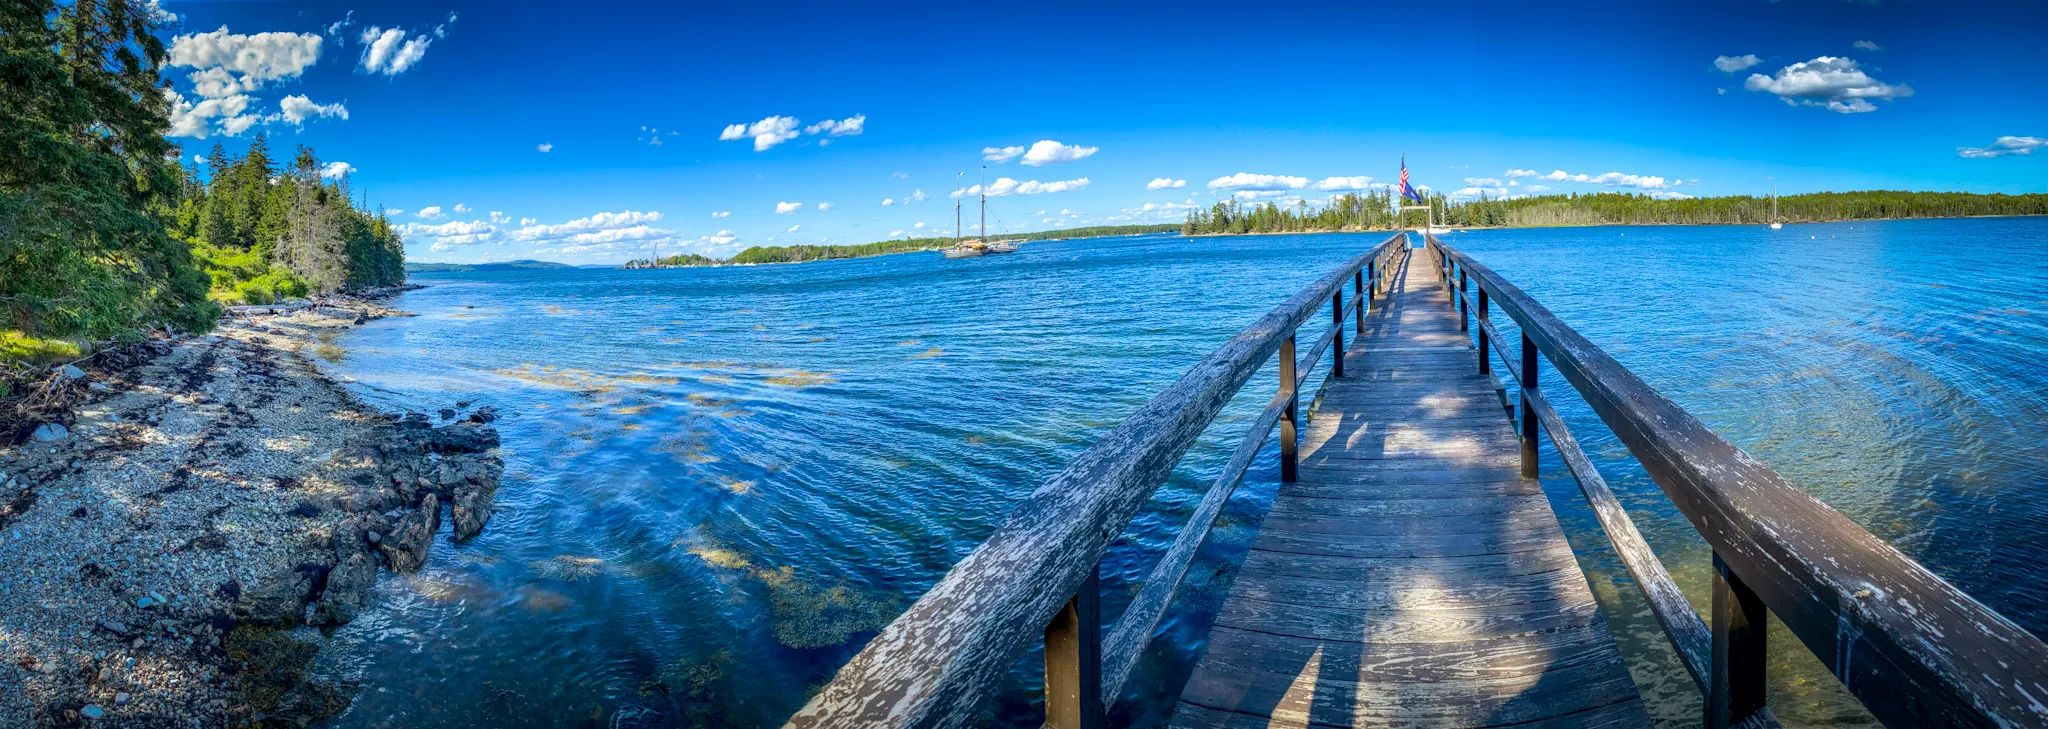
[1,1,403,364]
[623,224,1181,267]
[1184,190,2048,234]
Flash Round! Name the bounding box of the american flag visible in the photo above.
[1399,157,1424,203]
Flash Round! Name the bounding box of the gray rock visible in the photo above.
[311,552,375,625]
[421,421,499,454]
[114,692,131,706]
[377,494,439,573]
[30,423,70,442]
[88,382,111,392]
[234,567,318,626]
[80,704,105,720]
[441,455,503,542]
[57,364,86,380]
[466,406,499,424]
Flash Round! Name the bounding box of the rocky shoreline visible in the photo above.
[0,289,507,727]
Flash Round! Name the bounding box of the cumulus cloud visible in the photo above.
[1147,178,1187,190]
[1208,172,1309,191]
[774,201,802,214]
[711,211,731,218]
[163,89,253,139]
[1957,135,2046,159]
[417,206,444,220]
[982,145,1025,162]
[909,189,927,203]
[816,202,833,212]
[1744,56,1911,113]
[276,94,348,126]
[489,211,511,224]
[1315,176,1376,191]
[951,177,1091,198]
[168,27,324,86]
[519,217,537,226]
[1523,168,1670,189]
[537,142,553,153]
[453,203,470,213]
[385,208,404,216]
[318,161,355,179]
[880,198,895,206]
[1463,177,1502,187]
[786,224,802,233]
[1020,140,1098,166]
[805,115,866,137]
[359,20,448,76]
[1853,40,1882,51]
[1505,168,1539,178]
[1713,54,1762,73]
[720,115,802,151]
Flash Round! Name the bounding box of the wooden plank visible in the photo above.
[1176,243,1647,728]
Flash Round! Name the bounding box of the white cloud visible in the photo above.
[912,221,926,229]
[711,211,732,218]
[1463,177,1502,187]
[951,177,1091,198]
[163,88,254,139]
[276,94,348,126]
[1519,168,1670,190]
[880,198,896,206]
[453,203,470,213]
[188,67,246,98]
[1744,56,1911,113]
[775,201,802,214]
[786,224,802,233]
[359,26,433,75]
[1208,172,1309,191]
[489,211,511,224]
[1147,177,1187,190]
[908,189,927,203]
[1713,54,1762,73]
[325,11,354,36]
[816,202,833,212]
[805,115,866,137]
[982,145,1025,162]
[385,208,404,216]
[537,142,553,153]
[1315,176,1376,191]
[1958,135,2046,159]
[1505,169,1540,178]
[318,161,355,179]
[720,115,802,151]
[168,27,324,86]
[519,217,537,226]
[142,0,179,23]
[1020,140,1098,166]
[417,206,444,219]
[1853,40,1882,52]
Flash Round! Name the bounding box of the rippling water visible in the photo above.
[316,218,2048,728]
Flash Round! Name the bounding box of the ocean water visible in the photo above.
[315,217,2048,727]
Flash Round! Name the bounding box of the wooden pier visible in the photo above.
[788,234,2048,729]
[1170,247,1648,727]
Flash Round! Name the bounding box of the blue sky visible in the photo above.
[151,0,2047,264]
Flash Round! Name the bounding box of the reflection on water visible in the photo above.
[317,218,2047,727]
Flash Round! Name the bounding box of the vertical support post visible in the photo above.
[1707,552,1768,729]
[1457,269,1470,331]
[1353,270,1366,333]
[1279,334,1298,482]
[1518,333,1539,478]
[1045,567,1104,729]
[1476,289,1491,376]
[1367,259,1377,300]
[1331,291,1345,378]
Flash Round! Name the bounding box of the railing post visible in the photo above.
[1707,552,1767,729]
[1476,289,1491,376]
[1519,333,1539,478]
[1353,270,1365,333]
[1367,259,1377,300]
[1045,567,1104,729]
[1279,334,1298,482]
[1331,291,1345,378]
[1458,269,1470,331]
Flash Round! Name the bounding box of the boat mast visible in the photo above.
[979,164,987,243]
[955,171,963,245]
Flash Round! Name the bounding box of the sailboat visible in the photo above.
[942,166,1019,258]
[1768,183,1783,230]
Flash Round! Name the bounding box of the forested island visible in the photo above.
[2,2,403,366]
[1182,190,2048,235]
[408,259,576,273]
[622,224,1179,268]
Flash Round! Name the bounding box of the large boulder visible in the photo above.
[376,494,439,573]
[444,457,503,542]
[422,421,499,454]
[234,565,322,626]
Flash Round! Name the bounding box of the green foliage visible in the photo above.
[0,329,83,365]
[1187,189,2048,235]
[624,253,721,268]
[171,141,405,304]
[692,224,1179,266]
[1,0,217,343]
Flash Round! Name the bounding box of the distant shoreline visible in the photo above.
[1184,212,2048,238]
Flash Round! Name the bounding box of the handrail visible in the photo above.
[1423,235,2048,729]
[789,233,1406,728]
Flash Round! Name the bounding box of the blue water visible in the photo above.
[314,218,2048,727]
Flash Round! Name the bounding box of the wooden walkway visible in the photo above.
[1172,247,1650,728]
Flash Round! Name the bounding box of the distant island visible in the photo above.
[1182,190,2048,235]
[623,224,1180,268]
[406,259,578,273]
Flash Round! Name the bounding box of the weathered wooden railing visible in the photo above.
[1421,235,2048,729]
[788,233,1406,728]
